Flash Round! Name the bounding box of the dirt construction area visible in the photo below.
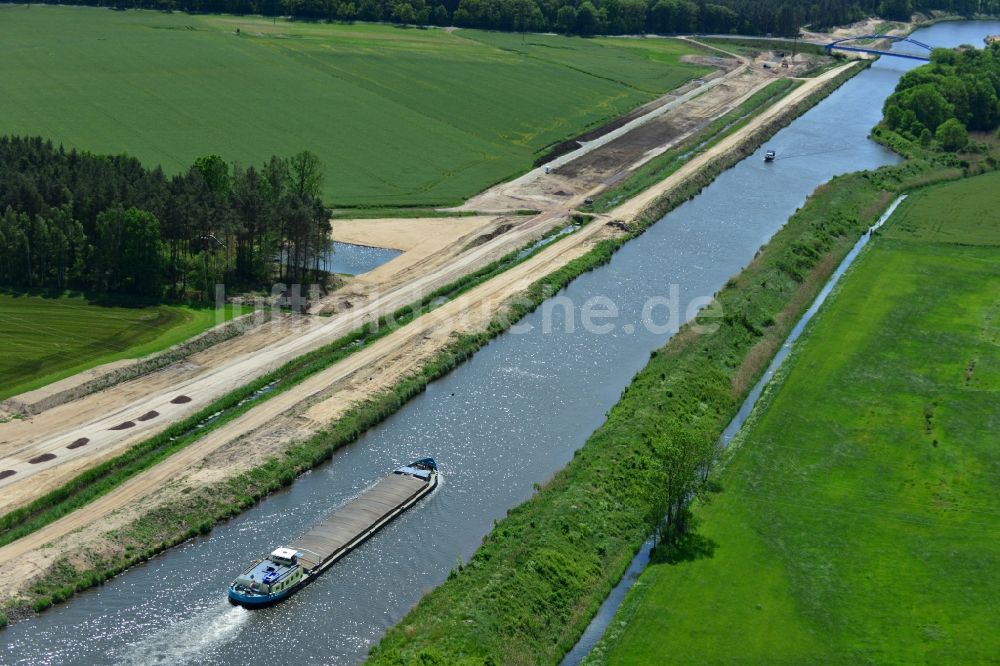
[458,38,824,213]
[0,39,850,611]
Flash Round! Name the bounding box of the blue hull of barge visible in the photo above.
[227,581,304,608]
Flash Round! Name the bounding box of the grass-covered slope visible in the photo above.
[0,293,241,401]
[590,171,1000,664]
[0,6,709,207]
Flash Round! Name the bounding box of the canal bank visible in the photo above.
[372,171,908,665]
[579,175,1000,665]
[372,21,1000,664]
[8,19,999,666]
[564,21,1000,665]
[3,39,901,666]
[563,194,908,665]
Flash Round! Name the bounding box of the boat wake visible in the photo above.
[116,603,249,665]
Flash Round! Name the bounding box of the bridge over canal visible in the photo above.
[826,34,933,61]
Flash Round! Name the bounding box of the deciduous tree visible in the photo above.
[936,117,969,151]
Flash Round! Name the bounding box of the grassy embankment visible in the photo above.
[0,294,243,401]
[592,78,799,212]
[588,171,1000,665]
[0,5,709,207]
[4,57,864,621]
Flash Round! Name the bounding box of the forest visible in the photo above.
[4,0,999,37]
[0,136,331,299]
[881,42,1000,150]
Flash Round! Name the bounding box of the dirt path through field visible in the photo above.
[455,38,827,214]
[611,62,854,220]
[455,48,750,213]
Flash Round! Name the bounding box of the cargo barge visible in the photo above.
[227,458,438,608]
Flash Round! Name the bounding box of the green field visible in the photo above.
[589,172,1000,663]
[0,294,242,401]
[0,5,710,207]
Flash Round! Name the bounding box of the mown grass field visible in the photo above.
[0,5,710,207]
[0,294,242,401]
[590,172,1000,664]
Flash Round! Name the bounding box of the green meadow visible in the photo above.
[0,294,242,401]
[0,5,709,207]
[589,172,1000,664]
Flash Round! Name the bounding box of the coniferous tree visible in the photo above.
[0,136,333,300]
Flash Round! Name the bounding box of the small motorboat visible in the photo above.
[764,150,776,162]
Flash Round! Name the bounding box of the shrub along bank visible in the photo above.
[5,60,866,623]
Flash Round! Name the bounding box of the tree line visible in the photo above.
[0,136,331,299]
[881,42,1000,151]
[8,0,1000,37]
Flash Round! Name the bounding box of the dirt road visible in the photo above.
[455,54,748,213]
[0,212,557,514]
[612,62,854,221]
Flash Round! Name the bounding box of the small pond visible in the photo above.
[324,242,402,276]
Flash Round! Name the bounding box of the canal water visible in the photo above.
[4,20,996,666]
